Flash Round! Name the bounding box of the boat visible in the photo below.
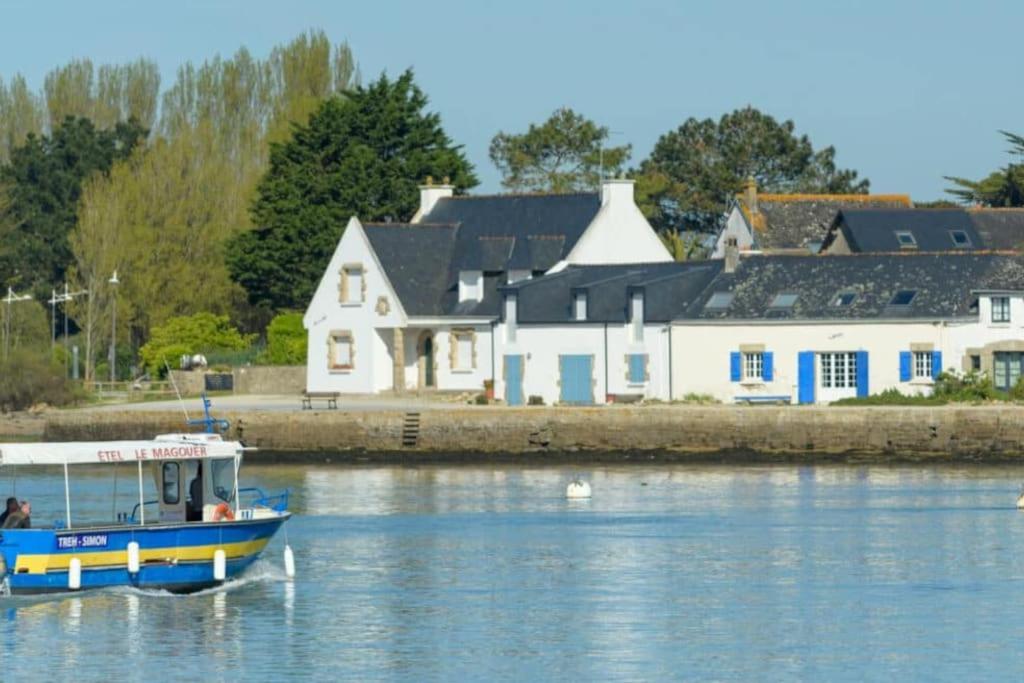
[0,397,290,595]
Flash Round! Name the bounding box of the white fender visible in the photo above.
[68,557,82,590]
[127,541,140,574]
[213,549,226,581]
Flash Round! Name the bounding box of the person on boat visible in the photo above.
[187,463,203,522]
[0,497,18,526]
[2,500,30,529]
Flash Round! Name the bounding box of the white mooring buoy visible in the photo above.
[566,479,592,499]
[283,544,296,580]
[68,557,82,591]
[213,549,227,582]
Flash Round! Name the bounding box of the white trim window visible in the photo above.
[820,352,857,389]
[451,330,475,372]
[992,296,1011,323]
[329,332,354,371]
[743,352,764,382]
[913,351,933,380]
[340,265,364,305]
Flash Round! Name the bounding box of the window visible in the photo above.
[895,231,917,248]
[573,293,587,321]
[889,290,917,306]
[329,332,354,370]
[992,296,1011,323]
[833,291,857,307]
[451,330,474,371]
[340,265,364,304]
[162,462,180,505]
[210,458,236,503]
[705,291,734,310]
[630,292,644,343]
[970,355,981,372]
[627,354,647,384]
[820,352,858,389]
[769,293,798,309]
[950,230,972,247]
[913,351,933,379]
[504,295,517,343]
[743,352,764,381]
[995,352,1024,391]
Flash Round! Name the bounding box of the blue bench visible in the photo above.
[734,395,792,405]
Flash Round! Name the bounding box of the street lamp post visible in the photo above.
[2,287,33,361]
[109,271,119,383]
[51,283,89,378]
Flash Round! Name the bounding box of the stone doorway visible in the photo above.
[417,331,436,390]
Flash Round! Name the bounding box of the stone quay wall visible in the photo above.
[18,405,1024,463]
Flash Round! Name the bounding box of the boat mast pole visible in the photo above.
[63,462,71,529]
[137,460,145,526]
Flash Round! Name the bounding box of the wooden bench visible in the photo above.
[734,395,791,405]
[302,391,340,410]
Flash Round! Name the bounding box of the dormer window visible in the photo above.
[769,293,798,309]
[950,230,972,247]
[504,294,517,343]
[573,291,587,321]
[895,231,917,249]
[832,291,857,307]
[705,291,734,311]
[992,296,1011,323]
[889,290,917,306]
[458,270,484,303]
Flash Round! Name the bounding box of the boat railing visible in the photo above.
[240,487,289,512]
[123,500,158,524]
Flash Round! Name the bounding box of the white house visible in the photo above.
[710,178,913,258]
[492,261,721,405]
[303,178,673,395]
[671,250,1024,404]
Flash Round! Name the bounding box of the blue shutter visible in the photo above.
[628,354,646,383]
[730,352,741,382]
[932,351,943,379]
[899,351,912,382]
[763,352,774,381]
[798,351,815,404]
[856,351,869,397]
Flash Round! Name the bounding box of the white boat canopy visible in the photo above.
[0,434,244,467]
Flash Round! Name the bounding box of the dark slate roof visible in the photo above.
[741,195,912,251]
[506,261,724,324]
[363,223,458,316]
[967,209,1024,250]
[421,193,600,272]
[826,209,981,252]
[681,253,1024,321]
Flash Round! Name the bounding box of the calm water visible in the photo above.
[1,462,1024,681]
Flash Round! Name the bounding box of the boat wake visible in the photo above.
[106,559,289,599]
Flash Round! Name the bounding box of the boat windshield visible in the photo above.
[210,457,236,503]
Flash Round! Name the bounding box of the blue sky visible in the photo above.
[0,0,1019,200]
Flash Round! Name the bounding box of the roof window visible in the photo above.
[769,293,798,308]
[895,231,917,248]
[705,291,734,310]
[950,230,972,247]
[832,291,857,307]
[889,290,917,306]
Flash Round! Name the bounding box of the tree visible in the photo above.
[139,313,252,377]
[636,106,869,232]
[0,74,45,164]
[945,131,1024,206]
[262,312,307,364]
[226,69,477,310]
[43,58,160,132]
[489,108,630,193]
[0,116,147,297]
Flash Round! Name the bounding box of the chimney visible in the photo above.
[412,175,454,223]
[724,237,740,273]
[600,177,635,207]
[743,176,758,214]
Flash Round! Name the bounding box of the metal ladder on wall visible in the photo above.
[402,412,421,448]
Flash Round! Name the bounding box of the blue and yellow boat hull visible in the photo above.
[0,514,288,594]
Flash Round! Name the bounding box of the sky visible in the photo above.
[0,0,1020,201]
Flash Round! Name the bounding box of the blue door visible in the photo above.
[505,355,524,406]
[560,355,594,405]
[797,351,815,404]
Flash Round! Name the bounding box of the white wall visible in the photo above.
[303,217,405,394]
[493,321,670,405]
[711,206,755,258]
[947,294,1024,377]
[671,321,946,404]
[399,325,493,393]
[565,180,672,265]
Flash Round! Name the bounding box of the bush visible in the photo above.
[934,370,998,402]
[832,388,947,406]
[680,392,719,404]
[528,395,545,406]
[139,313,253,377]
[473,393,489,405]
[0,349,77,412]
[262,312,307,365]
